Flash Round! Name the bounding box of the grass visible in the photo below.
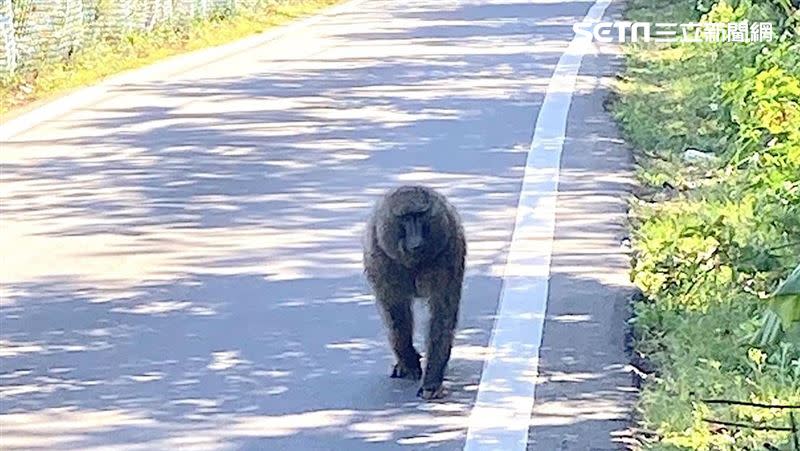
[612,0,800,449]
[0,0,342,118]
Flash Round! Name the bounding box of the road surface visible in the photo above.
[0,0,634,449]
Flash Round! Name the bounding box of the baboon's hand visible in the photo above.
[417,383,446,400]
[390,360,422,380]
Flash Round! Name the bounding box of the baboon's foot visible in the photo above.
[390,360,422,380]
[417,383,446,400]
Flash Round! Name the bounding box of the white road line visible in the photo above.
[0,0,368,141]
[462,0,613,450]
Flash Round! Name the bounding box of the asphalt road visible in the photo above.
[0,0,634,449]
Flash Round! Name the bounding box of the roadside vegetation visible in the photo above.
[612,0,800,448]
[0,0,340,117]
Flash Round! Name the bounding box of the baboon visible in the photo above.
[363,185,466,400]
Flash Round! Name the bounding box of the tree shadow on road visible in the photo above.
[0,272,503,450]
[0,0,637,448]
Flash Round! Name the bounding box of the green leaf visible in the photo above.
[762,263,800,341]
[773,262,800,296]
[784,322,800,345]
[768,294,800,330]
[752,309,783,346]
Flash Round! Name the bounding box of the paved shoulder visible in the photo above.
[527,2,637,449]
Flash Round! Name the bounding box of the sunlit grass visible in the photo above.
[613,0,800,448]
[0,0,342,117]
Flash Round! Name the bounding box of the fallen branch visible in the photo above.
[701,399,800,410]
[702,418,793,432]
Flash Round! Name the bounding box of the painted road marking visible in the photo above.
[462,0,613,449]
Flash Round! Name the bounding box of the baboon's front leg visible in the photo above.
[379,298,422,380]
[419,285,460,399]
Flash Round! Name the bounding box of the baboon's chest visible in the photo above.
[413,270,439,298]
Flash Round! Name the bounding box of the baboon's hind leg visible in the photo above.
[419,283,460,399]
[379,298,422,380]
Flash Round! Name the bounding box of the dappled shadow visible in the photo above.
[0,0,631,448]
[0,273,502,450]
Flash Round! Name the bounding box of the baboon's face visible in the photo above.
[377,188,450,267]
[397,211,429,260]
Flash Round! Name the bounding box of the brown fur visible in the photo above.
[363,185,466,399]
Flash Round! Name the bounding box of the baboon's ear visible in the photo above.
[427,196,445,217]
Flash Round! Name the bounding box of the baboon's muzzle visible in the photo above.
[402,216,425,253]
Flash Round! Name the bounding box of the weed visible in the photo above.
[0,0,342,117]
[615,0,800,448]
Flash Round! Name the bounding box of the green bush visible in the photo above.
[614,0,800,448]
